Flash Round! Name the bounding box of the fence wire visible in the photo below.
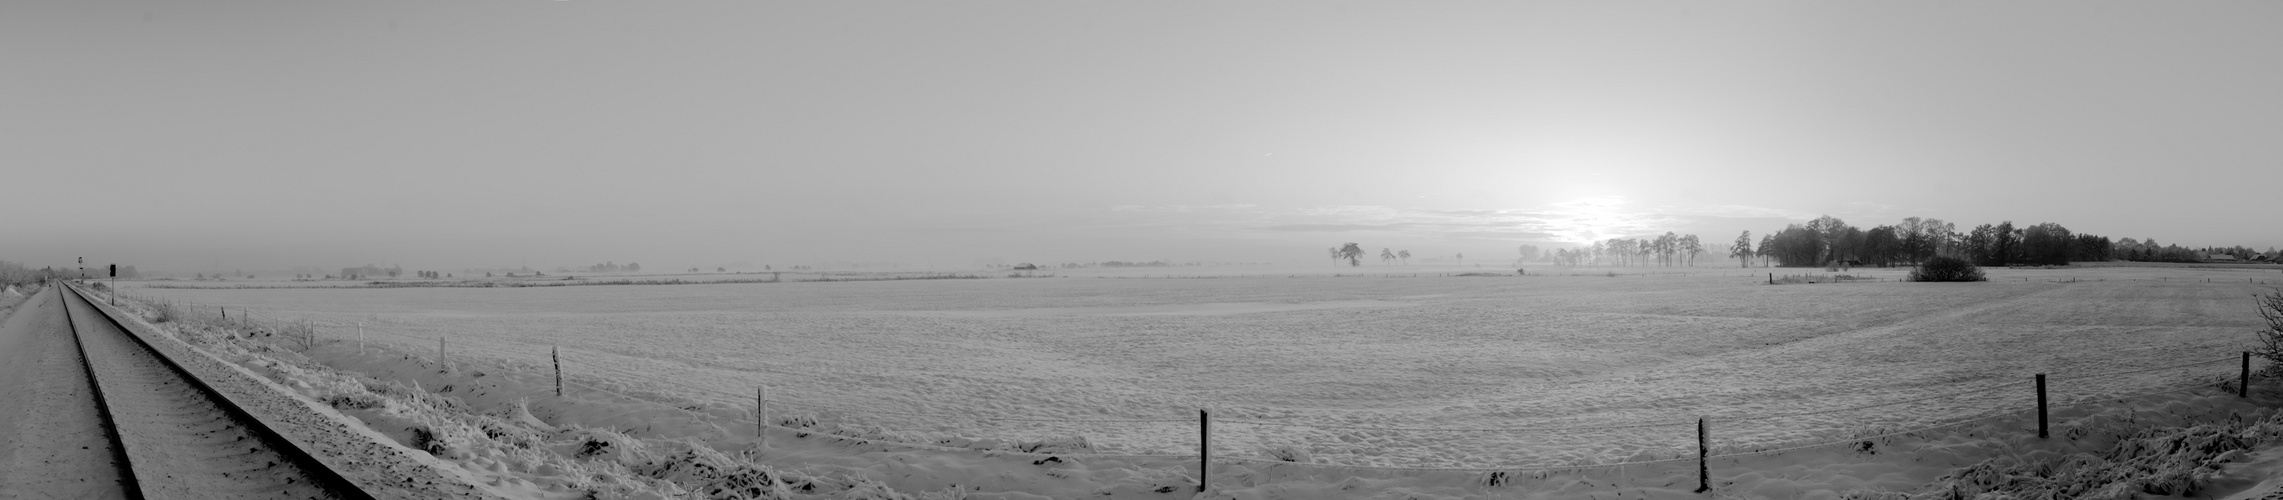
[2056,355,2236,381]
[1747,380,2032,420]
[751,421,1193,460]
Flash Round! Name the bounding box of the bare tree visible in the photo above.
[1732,231,1754,268]
[1681,234,1704,266]
[2256,288,2283,366]
[1338,243,1365,267]
[1398,249,1411,265]
[1650,232,1673,266]
[1757,234,1777,267]
[1380,248,1396,264]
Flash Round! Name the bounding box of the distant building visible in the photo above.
[2208,254,2240,262]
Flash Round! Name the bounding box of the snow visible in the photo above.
[109,264,2283,498]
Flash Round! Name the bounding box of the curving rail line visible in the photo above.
[59,283,376,500]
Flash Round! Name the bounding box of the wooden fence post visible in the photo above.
[357,323,364,354]
[1695,417,1711,493]
[2242,351,2252,398]
[439,336,447,367]
[553,346,563,396]
[1199,409,1211,493]
[2035,373,2048,439]
[758,386,770,448]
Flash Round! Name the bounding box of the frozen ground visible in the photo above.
[131,265,2281,471]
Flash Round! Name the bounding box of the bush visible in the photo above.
[2255,288,2283,367]
[1909,256,1987,282]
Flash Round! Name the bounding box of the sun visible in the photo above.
[1545,196,1635,244]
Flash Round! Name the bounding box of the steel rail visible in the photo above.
[63,283,377,500]
[55,284,143,498]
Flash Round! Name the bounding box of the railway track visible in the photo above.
[58,283,375,500]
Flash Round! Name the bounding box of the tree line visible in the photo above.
[1727,215,2276,268]
[1309,219,2274,269]
[0,260,141,286]
[340,264,402,279]
[1538,233,1707,267]
[1326,243,1457,267]
[1320,236,1712,268]
[583,261,642,273]
[2112,240,2275,263]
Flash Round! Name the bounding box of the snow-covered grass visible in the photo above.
[120,265,2283,498]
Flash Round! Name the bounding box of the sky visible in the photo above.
[5,1,2279,274]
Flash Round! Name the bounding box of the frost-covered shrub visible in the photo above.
[1263,444,1312,463]
[1855,413,2283,499]
[145,301,178,323]
[774,413,819,429]
[472,414,542,449]
[559,426,652,465]
[634,444,792,500]
[327,392,387,410]
[2255,288,2283,368]
[836,477,911,500]
[1908,256,1986,282]
[1007,435,1092,454]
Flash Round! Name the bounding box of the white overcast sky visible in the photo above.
[5,1,2278,273]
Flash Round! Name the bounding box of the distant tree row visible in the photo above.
[2,262,142,282]
[1320,236,1723,269]
[1318,225,2277,270]
[0,260,131,286]
[998,261,1196,269]
[340,264,402,279]
[1736,216,2130,268]
[2113,240,2278,263]
[583,261,641,273]
[1325,243,1477,267]
[1534,233,1706,267]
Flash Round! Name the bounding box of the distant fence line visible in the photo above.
[104,287,2265,493]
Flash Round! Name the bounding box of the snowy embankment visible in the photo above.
[117,268,2283,498]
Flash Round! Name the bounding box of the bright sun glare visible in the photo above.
[1544,196,1636,244]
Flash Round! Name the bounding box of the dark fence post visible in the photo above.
[2035,373,2048,439]
[1695,417,1710,493]
[1198,409,1211,493]
[553,346,563,397]
[2243,351,2253,398]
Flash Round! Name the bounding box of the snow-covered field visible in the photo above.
[129,265,2279,472]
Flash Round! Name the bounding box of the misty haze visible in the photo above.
[6,2,2283,499]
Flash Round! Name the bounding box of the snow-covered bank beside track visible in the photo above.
[70,285,501,499]
[59,285,344,499]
